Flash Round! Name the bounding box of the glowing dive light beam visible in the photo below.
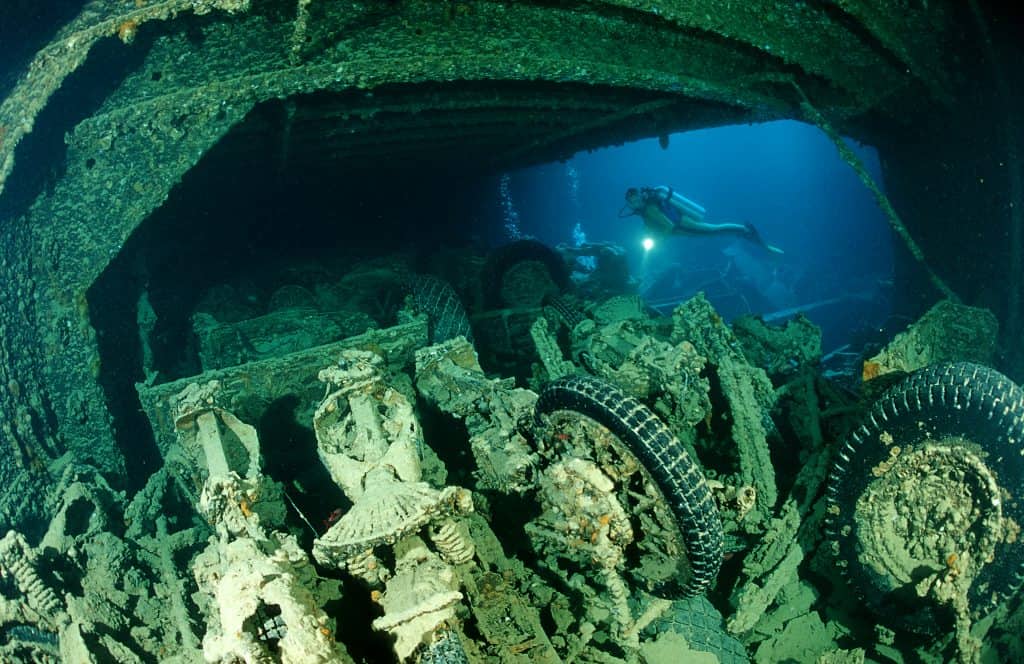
[642,237,655,251]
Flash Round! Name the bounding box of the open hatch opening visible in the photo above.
[88,109,897,493]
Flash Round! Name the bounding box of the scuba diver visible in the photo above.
[622,186,784,254]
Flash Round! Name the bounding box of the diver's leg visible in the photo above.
[674,219,784,254]
[673,220,750,235]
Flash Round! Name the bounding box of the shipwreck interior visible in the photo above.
[0,0,1023,661]
[85,120,501,483]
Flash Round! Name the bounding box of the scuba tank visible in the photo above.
[644,187,707,224]
[668,191,706,223]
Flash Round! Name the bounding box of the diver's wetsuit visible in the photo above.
[642,186,783,254]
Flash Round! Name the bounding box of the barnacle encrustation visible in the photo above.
[826,362,1024,635]
[313,467,472,569]
[533,375,724,599]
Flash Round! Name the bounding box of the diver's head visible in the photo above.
[624,187,643,211]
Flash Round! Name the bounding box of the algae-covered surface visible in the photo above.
[1,243,1022,663]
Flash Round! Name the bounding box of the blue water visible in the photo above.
[498,120,895,350]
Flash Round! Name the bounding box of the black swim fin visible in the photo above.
[744,223,784,255]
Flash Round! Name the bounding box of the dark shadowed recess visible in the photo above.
[87,100,502,490]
